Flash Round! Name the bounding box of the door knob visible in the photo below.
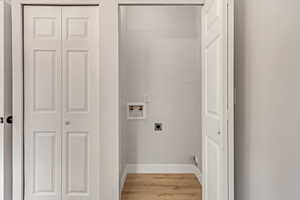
[6,116,13,124]
[0,116,12,124]
[65,121,71,125]
[217,130,221,135]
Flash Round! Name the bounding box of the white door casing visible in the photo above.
[0,2,5,200]
[202,0,232,200]
[24,6,99,200]
[0,1,12,200]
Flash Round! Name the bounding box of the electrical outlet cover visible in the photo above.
[154,123,163,131]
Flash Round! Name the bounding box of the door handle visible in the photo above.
[65,121,71,126]
[6,116,13,124]
[0,116,13,124]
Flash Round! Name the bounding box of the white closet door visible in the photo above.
[24,6,62,200]
[61,7,99,200]
[24,6,99,200]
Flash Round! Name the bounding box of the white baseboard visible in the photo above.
[120,164,202,192]
[120,167,128,192]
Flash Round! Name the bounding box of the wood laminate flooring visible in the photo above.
[121,174,202,200]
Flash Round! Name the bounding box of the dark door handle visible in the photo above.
[0,117,4,124]
[6,116,13,124]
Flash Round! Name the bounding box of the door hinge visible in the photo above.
[227,0,232,6]
[226,109,231,122]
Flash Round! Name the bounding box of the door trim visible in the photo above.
[12,1,120,200]
[0,1,5,200]
[118,0,204,5]
[1,1,12,200]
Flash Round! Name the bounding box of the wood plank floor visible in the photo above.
[121,174,202,200]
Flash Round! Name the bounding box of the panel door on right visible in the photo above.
[202,0,230,199]
[24,6,99,200]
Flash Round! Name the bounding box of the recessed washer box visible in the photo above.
[127,103,146,120]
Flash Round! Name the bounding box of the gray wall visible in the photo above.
[236,0,300,199]
[120,6,202,167]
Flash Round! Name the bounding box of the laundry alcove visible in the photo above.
[119,5,203,199]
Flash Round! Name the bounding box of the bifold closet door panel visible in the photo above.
[24,6,62,200]
[61,7,99,200]
[24,6,99,200]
